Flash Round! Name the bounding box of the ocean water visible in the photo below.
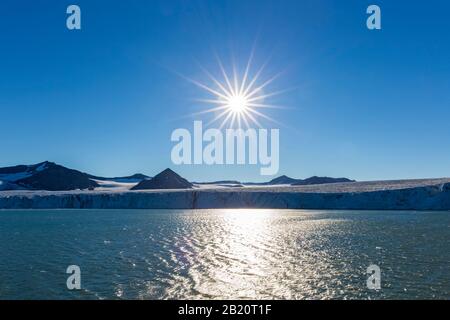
[0,209,448,300]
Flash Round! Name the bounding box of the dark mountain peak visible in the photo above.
[265,175,354,186]
[0,161,98,191]
[38,160,53,166]
[131,168,192,190]
[29,161,54,171]
[154,168,190,183]
[293,176,355,186]
[160,168,176,175]
[268,175,300,185]
[17,162,98,191]
[0,161,52,175]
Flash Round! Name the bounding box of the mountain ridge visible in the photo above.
[0,161,355,191]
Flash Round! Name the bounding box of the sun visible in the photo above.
[227,94,249,113]
[182,51,285,129]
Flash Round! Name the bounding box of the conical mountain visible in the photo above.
[131,168,192,190]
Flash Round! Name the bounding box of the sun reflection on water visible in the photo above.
[166,209,343,299]
[210,209,277,297]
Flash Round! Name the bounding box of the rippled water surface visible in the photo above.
[0,209,448,299]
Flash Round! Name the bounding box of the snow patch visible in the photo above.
[34,162,48,172]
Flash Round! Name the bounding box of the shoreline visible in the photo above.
[1,179,450,210]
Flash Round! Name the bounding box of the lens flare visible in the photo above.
[183,52,287,129]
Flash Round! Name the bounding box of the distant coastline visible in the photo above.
[1,178,450,210]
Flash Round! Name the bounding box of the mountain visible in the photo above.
[131,168,192,190]
[292,176,354,186]
[244,175,354,186]
[267,175,300,185]
[0,161,98,191]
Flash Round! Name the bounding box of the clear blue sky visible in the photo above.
[1,0,449,182]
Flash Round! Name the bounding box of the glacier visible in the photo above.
[0,178,450,210]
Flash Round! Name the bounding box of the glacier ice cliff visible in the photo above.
[0,179,450,210]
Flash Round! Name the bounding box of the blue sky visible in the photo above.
[1,0,449,182]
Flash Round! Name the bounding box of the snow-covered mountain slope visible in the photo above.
[92,179,139,191]
[0,162,47,183]
[0,161,97,191]
[88,173,150,183]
